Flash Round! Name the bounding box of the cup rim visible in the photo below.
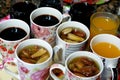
[0,19,30,42]
[30,7,63,28]
[65,51,104,79]
[90,34,120,59]
[56,21,90,45]
[15,38,53,66]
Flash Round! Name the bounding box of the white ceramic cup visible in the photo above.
[50,51,104,80]
[90,34,120,80]
[4,39,53,80]
[30,7,71,47]
[0,19,30,69]
[53,21,90,64]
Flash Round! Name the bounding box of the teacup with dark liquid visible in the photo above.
[30,7,70,47]
[0,19,30,62]
[33,15,59,26]
[0,27,27,41]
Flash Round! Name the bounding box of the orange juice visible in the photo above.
[90,16,118,40]
[92,42,120,58]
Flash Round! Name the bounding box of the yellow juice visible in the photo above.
[90,17,118,40]
[92,42,120,58]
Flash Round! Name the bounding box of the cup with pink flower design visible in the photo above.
[0,19,30,69]
[30,7,71,47]
[50,51,104,80]
[4,39,53,80]
[53,21,90,64]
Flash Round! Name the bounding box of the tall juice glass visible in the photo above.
[88,12,119,45]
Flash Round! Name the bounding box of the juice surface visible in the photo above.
[92,42,120,58]
[89,16,118,41]
[93,17,117,30]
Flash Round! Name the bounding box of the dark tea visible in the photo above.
[10,2,37,25]
[33,15,59,26]
[0,27,27,41]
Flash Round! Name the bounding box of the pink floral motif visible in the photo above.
[68,71,75,80]
[31,67,49,80]
[31,23,56,45]
[31,24,50,39]
[20,66,29,74]
[18,62,30,80]
[51,64,59,67]
[0,15,10,22]
[65,44,70,49]
[0,39,17,59]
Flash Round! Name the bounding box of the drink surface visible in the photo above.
[92,42,120,58]
[0,27,27,41]
[90,16,117,39]
[33,15,59,26]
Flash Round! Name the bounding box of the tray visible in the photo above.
[0,14,119,80]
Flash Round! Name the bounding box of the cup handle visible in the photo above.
[111,68,118,80]
[50,64,66,80]
[104,58,118,80]
[53,45,64,64]
[4,58,20,80]
[62,13,71,23]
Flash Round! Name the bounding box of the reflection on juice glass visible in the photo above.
[89,12,119,41]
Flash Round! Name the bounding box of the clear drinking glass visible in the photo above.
[89,12,119,41]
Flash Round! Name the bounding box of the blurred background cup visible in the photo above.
[4,39,53,80]
[9,0,39,25]
[39,0,63,13]
[0,19,30,69]
[53,21,90,64]
[89,12,119,42]
[30,7,71,47]
[69,2,96,29]
[50,51,104,80]
[90,34,120,80]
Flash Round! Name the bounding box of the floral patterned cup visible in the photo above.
[4,39,53,80]
[50,51,104,80]
[54,21,90,64]
[0,19,30,69]
[30,7,71,47]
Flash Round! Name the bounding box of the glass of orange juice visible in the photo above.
[89,12,119,41]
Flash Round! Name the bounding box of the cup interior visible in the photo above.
[56,21,90,44]
[15,39,53,64]
[0,19,29,32]
[0,19,30,41]
[30,7,62,27]
[90,34,120,48]
[65,51,103,79]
